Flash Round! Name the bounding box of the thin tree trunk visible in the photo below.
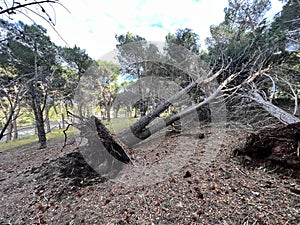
[12,102,20,140]
[0,97,19,141]
[52,102,62,129]
[60,102,65,129]
[114,106,120,118]
[127,105,132,118]
[61,113,65,129]
[45,103,51,133]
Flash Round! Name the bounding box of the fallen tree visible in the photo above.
[69,45,300,171]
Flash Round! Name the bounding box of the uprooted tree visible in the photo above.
[67,0,299,178]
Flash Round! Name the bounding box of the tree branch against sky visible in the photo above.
[0,0,69,46]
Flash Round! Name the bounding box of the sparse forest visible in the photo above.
[0,0,299,224]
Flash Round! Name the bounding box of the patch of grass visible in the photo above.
[0,135,38,152]
[0,128,78,152]
[103,117,139,133]
[0,117,136,152]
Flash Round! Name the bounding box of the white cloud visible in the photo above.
[4,0,284,59]
[43,0,230,59]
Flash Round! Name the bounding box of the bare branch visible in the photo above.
[0,1,58,15]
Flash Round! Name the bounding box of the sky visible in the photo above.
[5,0,284,59]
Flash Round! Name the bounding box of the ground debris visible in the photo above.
[0,129,299,224]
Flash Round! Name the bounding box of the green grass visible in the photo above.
[0,117,138,152]
[0,128,74,152]
[103,117,138,133]
[0,135,39,152]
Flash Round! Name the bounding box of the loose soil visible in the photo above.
[0,125,299,224]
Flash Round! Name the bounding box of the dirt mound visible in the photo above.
[28,151,106,200]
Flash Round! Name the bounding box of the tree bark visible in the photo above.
[6,121,12,141]
[32,102,47,148]
[106,105,111,122]
[45,103,51,133]
[29,86,47,149]
[13,116,18,140]
[247,90,300,125]
[52,101,62,129]
[60,102,65,129]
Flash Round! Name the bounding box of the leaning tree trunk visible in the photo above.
[247,90,300,125]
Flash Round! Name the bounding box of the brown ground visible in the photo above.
[0,125,299,225]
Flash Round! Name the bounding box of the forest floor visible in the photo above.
[0,124,299,225]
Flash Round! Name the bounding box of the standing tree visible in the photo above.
[0,67,26,141]
[97,60,120,121]
[0,21,59,148]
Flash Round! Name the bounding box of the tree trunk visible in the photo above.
[52,102,62,129]
[0,98,19,141]
[247,90,300,125]
[6,120,12,141]
[60,102,65,129]
[106,105,111,122]
[13,118,18,140]
[61,113,65,129]
[31,95,47,149]
[114,106,120,119]
[34,106,47,148]
[127,105,132,118]
[30,44,47,149]
[45,103,51,133]
[12,102,20,140]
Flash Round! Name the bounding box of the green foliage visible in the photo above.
[224,0,271,35]
[270,0,300,51]
[59,45,94,80]
[0,20,58,75]
[204,0,299,86]
[204,0,300,105]
[166,28,201,55]
[115,32,146,47]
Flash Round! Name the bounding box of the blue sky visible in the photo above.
[7,0,284,59]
